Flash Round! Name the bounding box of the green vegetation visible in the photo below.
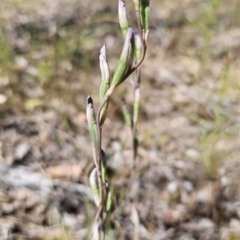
[86,1,150,238]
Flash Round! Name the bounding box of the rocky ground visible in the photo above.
[0,0,240,239]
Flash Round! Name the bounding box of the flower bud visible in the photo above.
[86,95,97,148]
[118,0,129,37]
[89,168,100,207]
[91,219,103,240]
[111,28,135,88]
[99,44,110,96]
[120,28,134,63]
[99,44,110,126]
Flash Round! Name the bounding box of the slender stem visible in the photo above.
[95,96,109,226]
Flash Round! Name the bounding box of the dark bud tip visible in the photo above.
[86,95,93,104]
[120,0,125,7]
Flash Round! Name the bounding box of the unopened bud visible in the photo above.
[91,219,103,240]
[89,168,100,207]
[99,44,110,126]
[86,95,97,148]
[120,28,134,63]
[99,44,110,93]
[118,0,129,37]
[86,95,96,124]
[111,28,135,88]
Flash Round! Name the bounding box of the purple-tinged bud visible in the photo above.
[99,44,110,126]
[120,27,134,63]
[86,95,95,124]
[110,28,135,88]
[100,43,107,60]
[99,44,110,100]
[86,95,97,148]
[91,219,103,240]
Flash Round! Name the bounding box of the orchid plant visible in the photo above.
[86,0,150,239]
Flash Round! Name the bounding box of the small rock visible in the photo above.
[159,165,175,181]
[45,164,83,181]
[173,160,187,169]
[0,94,7,104]
[25,196,40,209]
[170,116,188,129]
[128,180,140,200]
[182,218,215,231]
[185,148,201,160]
[14,38,29,52]
[167,181,179,194]
[16,14,30,25]
[1,202,15,215]
[0,220,15,238]
[26,66,39,76]
[195,184,213,204]
[163,204,187,226]
[220,176,230,187]
[14,142,30,162]
[0,76,9,87]
[173,85,190,104]
[181,181,193,193]
[47,206,62,226]
[63,212,78,228]
[229,218,240,230]
[15,56,28,71]
[14,188,34,201]
[198,218,215,230]
[173,92,189,105]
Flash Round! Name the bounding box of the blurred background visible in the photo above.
[0,0,240,239]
